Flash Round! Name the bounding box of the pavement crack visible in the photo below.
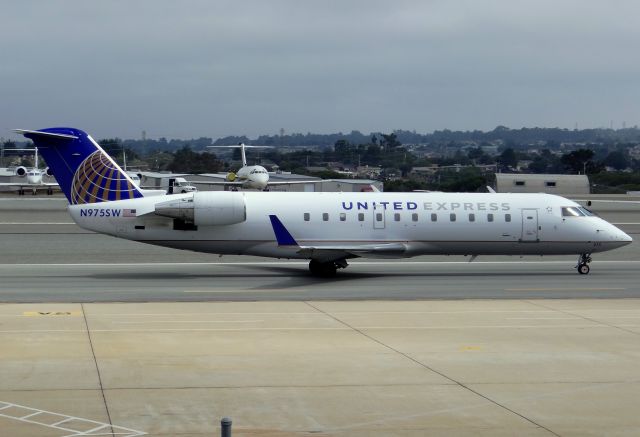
[81,303,115,437]
[526,300,640,336]
[304,301,561,437]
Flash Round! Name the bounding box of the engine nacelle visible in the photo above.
[45,167,53,176]
[15,166,27,177]
[154,191,246,226]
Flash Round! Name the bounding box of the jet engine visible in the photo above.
[154,191,246,226]
[45,167,53,176]
[15,166,27,177]
[226,172,237,182]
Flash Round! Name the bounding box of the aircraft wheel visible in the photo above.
[47,188,53,195]
[18,189,24,196]
[578,264,590,275]
[309,259,337,277]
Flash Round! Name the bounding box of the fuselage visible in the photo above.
[68,191,632,259]
[26,170,44,185]
[235,165,269,190]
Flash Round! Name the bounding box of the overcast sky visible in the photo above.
[2,0,639,140]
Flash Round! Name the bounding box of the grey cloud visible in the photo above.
[2,0,640,139]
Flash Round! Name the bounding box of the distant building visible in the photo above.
[495,173,589,195]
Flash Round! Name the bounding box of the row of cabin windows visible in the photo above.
[304,212,512,223]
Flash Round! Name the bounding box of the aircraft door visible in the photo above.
[373,205,386,229]
[521,209,539,242]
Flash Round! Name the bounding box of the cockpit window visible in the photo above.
[562,207,585,217]
[578,207,595,216]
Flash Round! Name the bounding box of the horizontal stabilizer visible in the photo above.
[14,129,78,140]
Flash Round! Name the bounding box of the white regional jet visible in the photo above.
[15,127,632,276]
[0,147,59,195]
[199,143,317,190]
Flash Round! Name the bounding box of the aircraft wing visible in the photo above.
[264,180,320,185]
[189,180,244,186]
[0,182,59,188]
[268,215,407,262]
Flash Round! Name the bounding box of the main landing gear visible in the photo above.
[576,253,592,275]
[309,259,348,277]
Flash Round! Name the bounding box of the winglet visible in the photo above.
[269,215,298,246]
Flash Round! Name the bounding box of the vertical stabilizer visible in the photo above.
[14,127,143,204]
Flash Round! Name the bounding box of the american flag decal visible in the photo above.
[123,209,137,217]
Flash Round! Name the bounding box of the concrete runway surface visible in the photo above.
[0,196,639,302]
[1,197,640,436]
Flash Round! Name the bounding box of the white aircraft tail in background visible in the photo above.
[0,146,59,195]
[198,143,317,191]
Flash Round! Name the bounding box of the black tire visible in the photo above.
[578,264,590,275]
[309,259,337,277]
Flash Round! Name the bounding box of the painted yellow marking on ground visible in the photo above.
[505,287,626,292]
[23,311,81,317]
[460,345,482,351]
[112,320,264,324]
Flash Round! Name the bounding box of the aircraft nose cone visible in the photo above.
[620,230,633,245]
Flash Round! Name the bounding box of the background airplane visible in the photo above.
[194,143,317,190]
[0,147,59,195]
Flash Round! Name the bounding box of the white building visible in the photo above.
[495,173,589,195]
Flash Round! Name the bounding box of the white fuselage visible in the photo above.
[68,192,631,259]
[235,165,269,190]
[25,170,44,185]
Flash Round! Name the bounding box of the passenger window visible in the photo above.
[450,213,456,222]
[339,213,346,222]
[322,213,329,221]
[376,212,383,222]
[468,213,475,222]
[358,213,364,222]
[487,213,494,222]
[303,213,310,221]
[431,213,437,222]
[394,213,400,222]
[412,213,418,222]
[505,213,511,222]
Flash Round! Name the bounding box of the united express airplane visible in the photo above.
[15,127,632,276]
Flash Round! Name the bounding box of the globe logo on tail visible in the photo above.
[71,150,141,204]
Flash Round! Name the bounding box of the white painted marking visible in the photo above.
[506,317,579,320]
[506,287,626,292]
[0,222,75,225]
[0,400,146,436]
[2,325,638,334]
[183,289,305,293]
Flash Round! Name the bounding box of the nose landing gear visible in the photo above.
[576,253,592,275]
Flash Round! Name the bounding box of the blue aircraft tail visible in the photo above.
[14,128,143,204]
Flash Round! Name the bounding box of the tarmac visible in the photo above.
[1,196,640,436]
